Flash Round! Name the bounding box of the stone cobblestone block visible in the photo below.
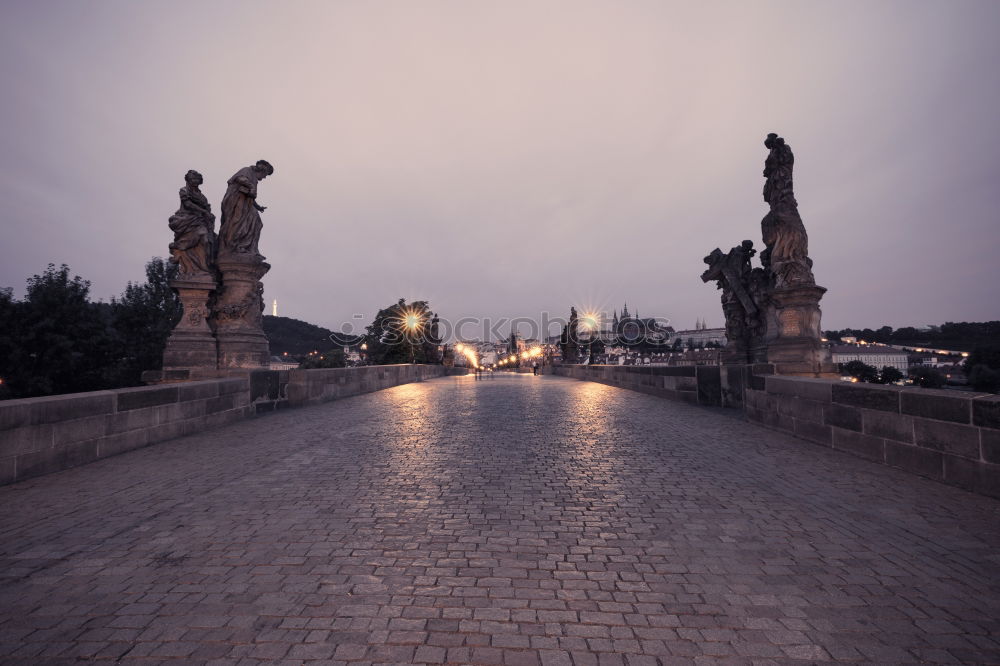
[832,427,885,462]
[914,418,980,460]
[901,388,972,424]
[1,374,1000,660]
[862,409,914,444]
[885,440,943,479]
[831,383,901,413]
[972,395,1000,430]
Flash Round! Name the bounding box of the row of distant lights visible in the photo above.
[455,344,544,369]
[828,338,969,358]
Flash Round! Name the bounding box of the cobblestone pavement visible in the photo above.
[1,374,999,665]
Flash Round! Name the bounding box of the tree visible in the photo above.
[299,348,346,369]
[910,366,946,389]
[964,344,1000,393]
[842,360,879,383]
[2,264,114,398]
[364,298,434,365]
[671,337,683,351]
[108,258,180,386]
[879,366,904,385]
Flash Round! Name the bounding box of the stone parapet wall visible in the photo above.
[0,365,463,486]
[553,363,1000,499]
[745,377,1000,498]
[0,378,250,486]
[551,364,722,406]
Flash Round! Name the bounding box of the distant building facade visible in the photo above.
[830,345,909,371]
[673,319,727,348]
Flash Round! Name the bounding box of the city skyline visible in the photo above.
[2,1,999,332]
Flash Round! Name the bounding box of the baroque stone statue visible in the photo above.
[699,132,832,375]
[218,160,274,260]
[760,133,814,288]
[701,240,766,362]
[167,170,216,277]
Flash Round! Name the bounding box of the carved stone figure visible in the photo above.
[561,307,581,364]
[760,133,814,288]
[701,240,765,362]
[218,160,274,259]
[168,170,216,277]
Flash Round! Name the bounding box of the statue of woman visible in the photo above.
[218,160,274,260]
[168,170,215,277]
[760,134,813,287]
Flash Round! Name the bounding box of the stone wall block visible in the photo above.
[205,394,238,414]
[901,389,971,424]
[824,403,862,432]
[831,383,901,413]
[0,424,55,456]
[97,430,150,458]
[794,418,832,446]
[765,376,833,402]
[116,386,179,412]
[30,392,115,424]
[108,407,157,434]
[943,455,1000,498]
[0,457,15,485]
[863,410,914,444]
[778,396,824,423]
[832,428,886,462]
[983,429,1000,465]
[914,419,980,460]
[52,415,109,447]
[177,381,220,402]
[972,396,1000,430]
[885,441,943,480]
[17,441,99,481]
[0,402,32,431]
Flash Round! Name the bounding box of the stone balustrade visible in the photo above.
[0,365,463,486]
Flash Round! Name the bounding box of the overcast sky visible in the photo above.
[1,0,998,338]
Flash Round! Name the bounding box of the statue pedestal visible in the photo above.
[763,284,835,376]
[214,255,270,369]
[163,275,218,371]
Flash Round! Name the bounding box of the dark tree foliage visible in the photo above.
[910,366,946,389]
[298,348,346,369]
[263,315,336,356]
[879,366,905,385]
[841,360,879,383]
[0,264,115,397]
[108,258,181,386]
[364,298,435,365]
[964,343,1000,393]
[825,321,1000,351]
[0,260,182,399]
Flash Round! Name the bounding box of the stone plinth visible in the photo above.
[762,284,835,375]
[163,275,218,371]
[215,255,270,369]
